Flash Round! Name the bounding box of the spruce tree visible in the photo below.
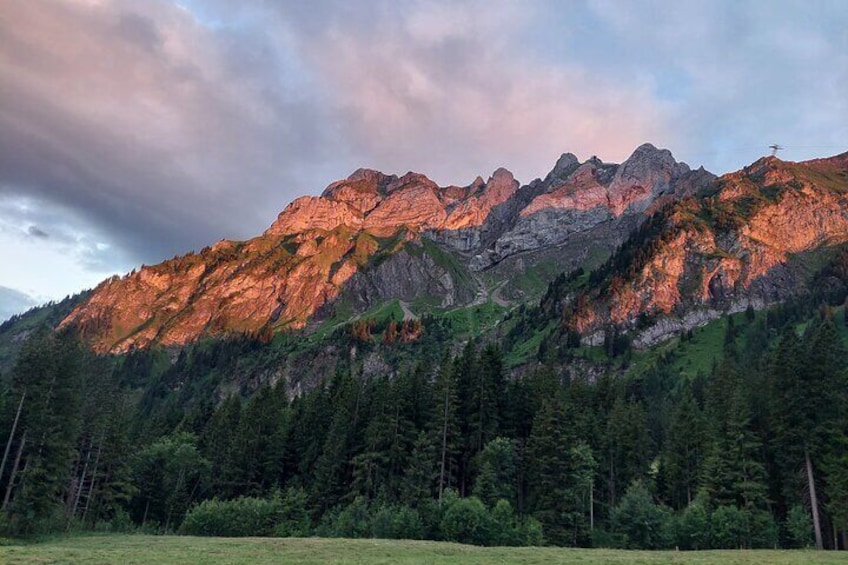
[661,391,707,509]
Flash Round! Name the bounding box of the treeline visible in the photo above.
[0,309,847,549]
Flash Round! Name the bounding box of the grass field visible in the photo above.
[3,535,848,565]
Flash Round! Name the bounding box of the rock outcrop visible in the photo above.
[62,143,847,354]
[464,144,714,269]
[60,165,520,352]
[566,152,848,344]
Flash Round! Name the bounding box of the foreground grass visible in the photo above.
[2,535,848,565]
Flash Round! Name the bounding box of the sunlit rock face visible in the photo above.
[60,143,848,354]
[60,164,516,352]
[466,144,714,270]
[569,152,848,343]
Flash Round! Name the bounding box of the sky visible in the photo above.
[0,0,847,319]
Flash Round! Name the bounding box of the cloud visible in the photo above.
[27,225,49,238]
[266,0,672,184]
[0,285,38,323]
[0,0,845,303]
[0,194,129,298]
[582,0,848,170]
[0,0,348,266]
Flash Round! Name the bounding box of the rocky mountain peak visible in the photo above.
[438,168,519,231]
[605,143,692,215]
[320,169,393,214]
[59,143,733,352]
[484,168,518,197]
[545,152,580,182]
[618,143,689,178]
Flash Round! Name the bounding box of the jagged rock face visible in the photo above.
[466,144,714,269]
[442,168,519,230]
[61,227,395,352]
[60,143,718,352]
[61,165,519,352]
[571,153,848,342]
[339,245,476,312]
[266,196,364,236]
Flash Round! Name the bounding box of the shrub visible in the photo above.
[785,505,813,548]
[710,505,746,549]
[272,487,311,537]
[318,497,371,538]
[674,494,711,550]
[441,496,492,545]
[520,515,545,546]
[180,496,280,537]
[710,505,777,549]
[610,480,674,549]
[370,504,424,540]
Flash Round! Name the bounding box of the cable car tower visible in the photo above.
[769,144,783,156]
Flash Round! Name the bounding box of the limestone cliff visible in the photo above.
[61,144,847,354]
[565,153,848,345]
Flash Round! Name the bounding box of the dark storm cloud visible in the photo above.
[0,0,350,265]
[1,0,845,296]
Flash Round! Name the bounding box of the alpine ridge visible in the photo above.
[57,145,848,354]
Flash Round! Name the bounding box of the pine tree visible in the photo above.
[400,431,437,507]
[432,354,460,503]
[3,329,85,534]
[702,386,769,511]
[662,391,708,509]
[603,395,650,511]
[526,397,593,546]
[311,370,362,513]
[770,321,845,549]
[473,437,517,508]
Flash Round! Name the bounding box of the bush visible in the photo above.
[272,487,311,537]
[490,499,522,546]
[317,497,371,538]
[710,505,777,549]
[180,496,280,537]
[590,528,627,549]
[370,504,424,540]
[710,505,747,549]
[520,515,545,546]
[785,505,813,548]
[441,496,492,545]
[610,480,674,549]
[674,494,710,550]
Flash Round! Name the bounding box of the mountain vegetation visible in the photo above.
[1,147,847,550]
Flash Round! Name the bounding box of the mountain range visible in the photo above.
[45,143,846,358]
[2,143,847,549]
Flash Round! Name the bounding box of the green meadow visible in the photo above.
[2,535,847,565]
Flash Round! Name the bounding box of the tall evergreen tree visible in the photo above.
[3,329,84,534]
[661,391,707,509]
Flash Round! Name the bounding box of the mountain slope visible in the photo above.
[556,152,848,346]
[60,145,848,355]
[59,168,520,352]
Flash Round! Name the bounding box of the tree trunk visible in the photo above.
[0,390,25,489]
[590,480,594,531]
[438,384,449,504]
[142,498,150,529]
[82,440,103,523]
[2,429,26,510]
[609,453,616,510]
[72,438,93,517]
[805,447,823,550]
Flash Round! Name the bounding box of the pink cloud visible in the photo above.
[295,0,673,184]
